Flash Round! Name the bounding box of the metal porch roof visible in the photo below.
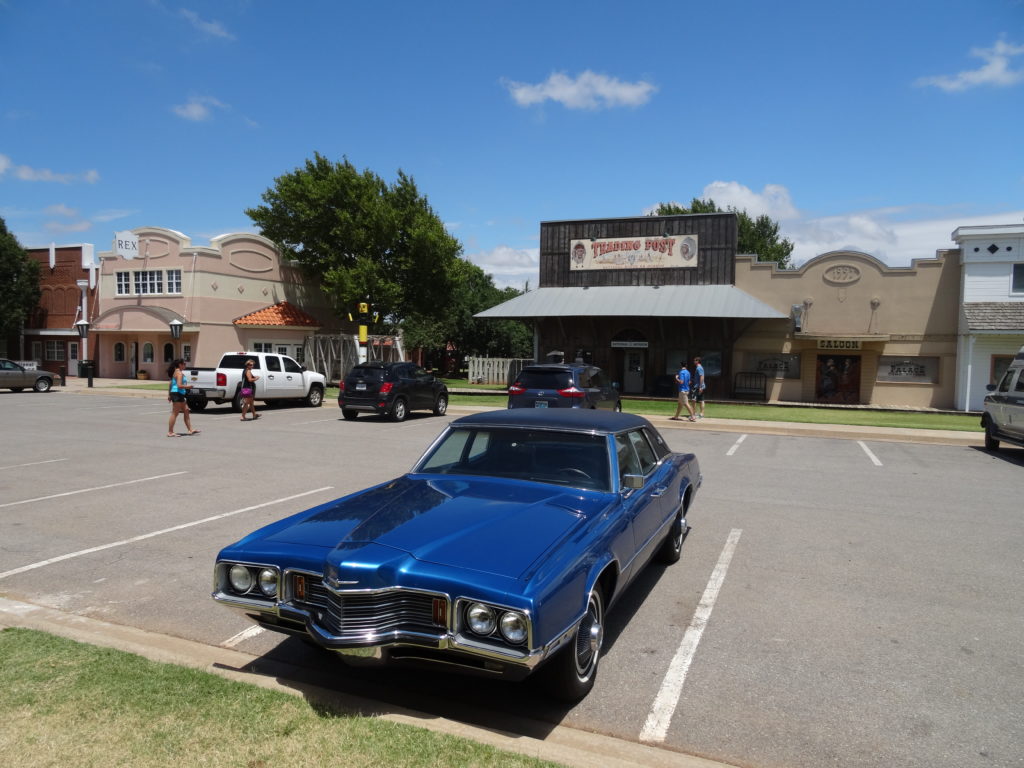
[475,285,787,320]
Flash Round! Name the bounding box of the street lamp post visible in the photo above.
[75,320,92,387]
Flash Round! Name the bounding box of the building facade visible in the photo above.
[953,224,1024,411]
[88,227,336,378]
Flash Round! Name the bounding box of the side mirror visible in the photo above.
[986,383,996,392]
[621,474,644,490]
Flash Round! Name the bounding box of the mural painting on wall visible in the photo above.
[570,235,698,270]
[816,354,860,404]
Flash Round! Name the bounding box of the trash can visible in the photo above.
[79,360,95,378]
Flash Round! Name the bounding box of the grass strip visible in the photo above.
[0,628,562,768]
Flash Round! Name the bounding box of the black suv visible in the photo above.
[339,362,448,422]
[507,364,621,411]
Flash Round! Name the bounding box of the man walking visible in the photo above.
[692,356,706,419]
[670,361,696,422]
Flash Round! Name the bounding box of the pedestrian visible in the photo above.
[691,356,706,419]
[670,360,696,422]
[240,358,260,421]
[167,359,200,437]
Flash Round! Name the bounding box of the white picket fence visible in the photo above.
[467,357,532,386]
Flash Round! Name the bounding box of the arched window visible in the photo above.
[163,343,174,363]
[143,343,154,363]
[113,342,125,362]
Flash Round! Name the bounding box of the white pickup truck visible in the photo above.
[186,352,326,411]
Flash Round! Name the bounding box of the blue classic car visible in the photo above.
[212,409,702,700]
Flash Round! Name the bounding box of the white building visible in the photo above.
[954,224,1024,411]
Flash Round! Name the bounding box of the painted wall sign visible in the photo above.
[817,339,862,350]
[610,340,649,348]
[570,235,698,270]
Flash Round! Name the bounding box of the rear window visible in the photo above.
[220,355,260,370]
[348,366,385,383]
[517,369,572,389]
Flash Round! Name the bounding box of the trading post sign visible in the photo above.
[569,235,698,270]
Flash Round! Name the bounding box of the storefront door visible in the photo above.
[815,354,860,403]
[623,350,645,394]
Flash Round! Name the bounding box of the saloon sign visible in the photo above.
[570,235,698,270]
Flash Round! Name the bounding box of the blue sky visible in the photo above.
[2,0,1022,289]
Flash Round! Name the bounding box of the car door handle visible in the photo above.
[650,486,667,497]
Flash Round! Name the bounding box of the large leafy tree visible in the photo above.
[246,153,462,323]
[654,198,795,268]
[0,217,41,336]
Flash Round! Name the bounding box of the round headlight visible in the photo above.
[499,611,528,644]
[466,602,496,635]
[258,568,278,597]
[228,564,253,593]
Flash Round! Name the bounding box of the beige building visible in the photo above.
[89,227,336,378]
[735,250,961,408]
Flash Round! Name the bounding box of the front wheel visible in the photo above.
[542,586,604,701]
[433,394,448,416]
[985,424,1000,452]
[389,398,408,422]
[34,378,52,393]
[305,385,324,408]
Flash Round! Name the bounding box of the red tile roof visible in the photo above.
[235,301,321,328]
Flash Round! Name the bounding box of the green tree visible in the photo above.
[246,153,462,323]
[654,198,795,268]
[0,217,41,336]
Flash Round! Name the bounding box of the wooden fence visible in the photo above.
[467,357,533,386]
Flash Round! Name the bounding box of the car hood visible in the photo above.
[262,475,605,580]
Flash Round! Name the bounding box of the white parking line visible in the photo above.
[0,487,333,581]
[725,434,748,456]
[858,440,883,466]
[293,418,340,425]
[222,625,265,648]
[0,472,187,509]
[640,528,743,743]
[0,458,68,471]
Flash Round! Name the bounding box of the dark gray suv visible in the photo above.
[507,364,621,411]
[339,362,448,422]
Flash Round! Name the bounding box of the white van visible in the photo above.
[982,345,1024,451]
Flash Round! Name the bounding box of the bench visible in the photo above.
[733,371,767,401]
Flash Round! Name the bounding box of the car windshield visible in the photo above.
[517,370,573,389]
[416,427,611,492]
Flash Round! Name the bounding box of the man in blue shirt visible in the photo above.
[670,361,696,421]
[692,356,706,419]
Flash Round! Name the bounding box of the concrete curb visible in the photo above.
[0,597,733,768]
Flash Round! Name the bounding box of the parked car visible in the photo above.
[507,363,621,411]
[0,358,57,392]
[186,352,325,411]
[981,345,1024,451]
[338,361,448,422]
[211,408,701,700]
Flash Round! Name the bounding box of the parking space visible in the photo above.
[1,395,1021,768]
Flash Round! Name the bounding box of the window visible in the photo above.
[1013,264,1024,294]
[163,343,174,363]
[134,271,163,295]
[876,356,939,384]
[294,346,305,364]
[265,356,282,372]
[253,342,273,353]
[116,272,131,295]
[45,341,65,361]
[283,357,303,374]
[745,353,801,379]
[1015,372,1024,393]
[166,269,182,294]
[114,342,125,362]
[277,345,289,356]
[627,430,658,475]
[142,343,154,363]
[69,342,79,361]
[182,344,192,362]
[31,341,42,361]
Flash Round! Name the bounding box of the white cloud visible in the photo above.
[466,245,539,290]
[44,218,92,233]
[915,39,1024,92]
[503,70,657,110]
[0,154,99,184]
[180,8,234,40]
[93,209,137,223]
[172,96,227,121]
[44,203,78,217]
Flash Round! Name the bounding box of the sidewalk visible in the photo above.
[55,376,984,447]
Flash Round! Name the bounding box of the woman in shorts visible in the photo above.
[167,359,200,436]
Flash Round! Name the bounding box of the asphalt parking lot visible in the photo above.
[1,388,1021,768]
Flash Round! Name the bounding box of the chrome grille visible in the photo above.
[321,590,443,642]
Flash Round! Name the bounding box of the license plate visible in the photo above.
[356,383,366,390]
[534,401,548,408]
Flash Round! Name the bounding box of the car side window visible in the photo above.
[642,427,670,459]
[591,369,606,388]
[1013,372,1024,393]
[411,365,427,378]
[627,430,659,475]
[265,356,282,372]
[997,370,1013,392]
[283,356,303,373]
[578,368,592,388]
[615,433,641,485]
